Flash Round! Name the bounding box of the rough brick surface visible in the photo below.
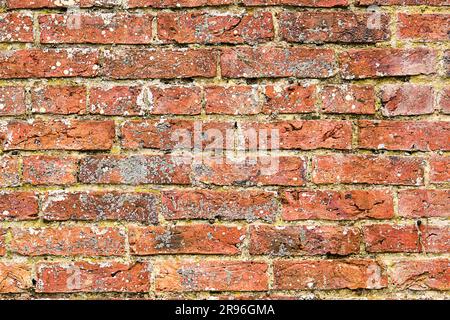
[0,0,448,300]
[274,260,387,290]
[0,86,26,115]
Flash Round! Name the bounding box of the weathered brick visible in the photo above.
[205,86,260,115]
[398,14,450,42]
[161,189,278,222]
[23,155,78,185]
[0,86,26,115]
[239,120,352,150]
[380,84,435,116]
[40,13,153,44]
[340,48,436,79]
[89,85,202,116]
[156,260,268,292]
[7,0,122,8]
[274,259,387,290]
[398,189,450,218]
[0,191,39,220]
[0,263,31,293]
[249,225,360,256]
[1,119,114,150]
[128,0,234,7]
[31,86,87,114]
[0,156,20,187]
[320,85,375,114]
[445,50,450,76]
[0,49,99,79]
[430,156,449,183]
[282,190,394,221]
[121,120,233,150]
[36,261,151,293]
[364,224,449,253]
[312,155,425,185]
[158,11,273,44]
[102,48,217,79]
[387,259,450,291]
[42,191,159,223]
[129,225,244,255]
[10,227,126,256]
[280,12,390,43]
[192,155,306,186]
[1,0,448,301]
[221,47,335,78]
[79,155,192,185]
[358,120,450,151]
[0,13,33,43]
[440,86,450,114]
[262,84,316,114]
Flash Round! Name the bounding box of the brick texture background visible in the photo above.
[0,0,449,299]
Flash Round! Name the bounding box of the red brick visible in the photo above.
[363,224,449,253]
[0,13,33,43]
[36,261,151,293]
[161,190,278,222]
[158,11,273,44]
[274,259,387,290]
[0,86,26,115]
[388,259,450,291]
[129,225,244,255]
[320,85,375,114]
[40,13,153,44]
[205,86,260,115]
[440,86,450,114]
[358,120,449,151]
[156,260,268,292]
[340,48,436,79]
[23,155,78,185]
[42,191,159,223]
[430,156,449,183]
[262,84,316,114]
[398,189,450,218]
[398,14,450,42]
[0,263,31,293]
[380,84,435,116]
[128,0,234,7]
[2,119,114,150]
[102,48,217,79]
[221,47,335,78]
[193,155,306,186]
[240,120,352,150]
[0,191,39,220]
[7,0,121,8]
[31,86,87,114]
[10,227,126,256]
[0,49,99,79]
[313,155,425,185]
[280,12,389,43]
[0,156,20,187]
[243,0,348,5]
[282,189,394,221]
[249,225,360,256]
[89,85,201,116]
[121,120,233,150]
[79,155,192,185]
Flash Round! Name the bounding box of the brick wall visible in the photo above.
[0,0,448,299]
